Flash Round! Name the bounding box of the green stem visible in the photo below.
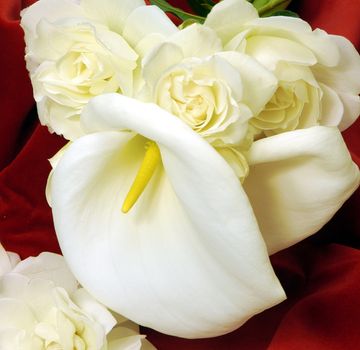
[257,0,291,16]
[149,0,205,23]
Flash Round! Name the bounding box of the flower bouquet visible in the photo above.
[0,0,359,348]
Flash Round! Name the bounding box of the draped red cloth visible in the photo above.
[0,1,359,349]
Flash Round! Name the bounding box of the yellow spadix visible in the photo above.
[122,141,161,213]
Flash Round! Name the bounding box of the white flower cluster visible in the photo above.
[22,0,360,180]
[0,244,155,349]
[21,0,360,340]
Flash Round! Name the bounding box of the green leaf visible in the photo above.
[252,0,293,16]
[187,0,217,16]
[149,0,205,23]
[265,9,299,17]
[252,0,270,8]
[178,18,199,29]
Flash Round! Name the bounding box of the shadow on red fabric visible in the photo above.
[0,1,359,349]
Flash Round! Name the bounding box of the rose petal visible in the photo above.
[168,23,222,58]
[0,328,41,350]
[35,97,84,141]
[20,0,85,40]
[12,253,78,294]
[337,92,360,131]
[319,83,344,127]
[0,244,18,277]
[245,35,317,70]
[51,94,285,338]
[313,35,360,130]
[122,6,178,48]
[0,273,29,299]
[23,279,59,321]
[82,0,144,34]
[6,253,21,270]
[134,33,169,58]
[250,15,313,34]
[244,126,360,254]
[0,298,36,331]
[205,0,258,43]
[217,51,278,115]
[108,333,144,350]
[141,339,158,350]
[72,288,117,334]
[142,42,184,90]
[245,18,340,67]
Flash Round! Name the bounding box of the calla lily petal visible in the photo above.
[244,126,360,254]
[51,94,285,338]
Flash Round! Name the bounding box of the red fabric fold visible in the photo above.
[0,1,359,349]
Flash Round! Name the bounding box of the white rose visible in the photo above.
[205,0,360,136]
[140,23,278,179]
[21,0,178,140]
[0,244,155,350]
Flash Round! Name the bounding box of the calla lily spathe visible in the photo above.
[49,94,359,338]
[50,94,286,338]
[243,126,360,253]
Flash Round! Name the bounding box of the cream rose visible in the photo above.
[205,0,360,136]
[21,0,178,140]
[0,244,155,350]
[140,24,278,179]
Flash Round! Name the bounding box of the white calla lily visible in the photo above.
[50,94,286,338]
[244,126,360,254]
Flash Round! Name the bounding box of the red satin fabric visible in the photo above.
[0,1,359,349]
